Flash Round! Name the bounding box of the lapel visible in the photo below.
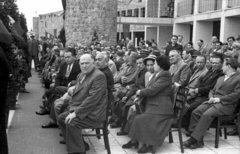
[147,73,156,87]
[189,69,200,83]
[73,73,86,95]
[125,64,137,76]
[170,61,181,76]
[148,71,164,87]
[217,73,237,89]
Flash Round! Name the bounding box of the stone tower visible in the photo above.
[65,0,118,46]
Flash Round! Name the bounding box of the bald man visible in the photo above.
[58,54,108,154]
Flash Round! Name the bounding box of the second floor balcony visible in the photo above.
[227,0,240,8]
[177,0,194,17]
[199,0,222,13]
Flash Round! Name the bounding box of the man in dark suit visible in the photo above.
[165,35,183,56]
[183,57,240,149]
[36,49,81,116]
[169,50,191,87]
[115,50,125,71]
[182,54,223,129]
[28,35,39,71]
[58,54,108,154]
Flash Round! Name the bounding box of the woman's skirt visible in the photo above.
[128,113,173,146]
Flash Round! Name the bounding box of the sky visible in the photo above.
[16,0,63,31]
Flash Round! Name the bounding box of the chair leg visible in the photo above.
[103,128,111,154]
[96,128,101,139]
[219,128,222,137]
[224,127,227,139]
[152,146,155,154]
[178,124,184,153]
[169,129,173,143]
[215,119,220,148]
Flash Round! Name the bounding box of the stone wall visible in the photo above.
[65,0,118,46]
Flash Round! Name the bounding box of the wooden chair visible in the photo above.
[82,99,111,154]
[168,86,189,153]
[214,102,240,148]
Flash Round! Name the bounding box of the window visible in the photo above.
[45,22,47,27]
[127,9,132,17]
[140,7,145,17]
[134,8,139,17]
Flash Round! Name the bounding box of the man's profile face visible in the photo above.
[216,43,221,50]
[197,41,203,46]
[182,51,188,60]
[95,54,107,69]
[64,52,74,64]
[80,54,94,74]
[178,36,183,42]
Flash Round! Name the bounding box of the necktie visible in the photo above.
[65,65,71,78]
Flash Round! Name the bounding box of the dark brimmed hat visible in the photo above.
[143,55,156,65]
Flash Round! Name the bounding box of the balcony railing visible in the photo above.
[228,0,240,8]
[177,0,194,17]
[199,0,222,13]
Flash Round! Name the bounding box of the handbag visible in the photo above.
[134,97,145,114]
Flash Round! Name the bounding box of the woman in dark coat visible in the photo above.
[122,55,174,153]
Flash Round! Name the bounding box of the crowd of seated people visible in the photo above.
[34,35,240,154]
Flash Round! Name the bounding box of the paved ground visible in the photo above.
[7,71,240,154]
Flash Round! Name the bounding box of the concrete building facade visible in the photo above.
[33,11,64,40]
[173,0,240,48]
[117,0,174,48]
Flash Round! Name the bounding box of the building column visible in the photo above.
[192,20,213,48]
[221,17,240,42]
[173,23,191,42]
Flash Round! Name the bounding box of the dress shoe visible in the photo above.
[227,129,238,136]
[117,130,127,136]
[59,140,66,144]
[137,144,153,153]
[190,139,204,149]
[122,140,139,149]
[36,109,50,115]
[42,122,58,128]
[183,137,197,148]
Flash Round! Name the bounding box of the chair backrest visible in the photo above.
[173,86,189,120]
[104,89,114,127]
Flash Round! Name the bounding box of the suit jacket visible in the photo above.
[208,73,240,115]
[140,70,174,115]
[126,67,147,99]
[169,60,191,87]
[197,68,223,96]
[165,44,183,56]
[187,67,208,89]
[55,60,81,87]
[99,66,114,101]
[70,67,108,121]
[115,58,124,71]
[28,39,39,56]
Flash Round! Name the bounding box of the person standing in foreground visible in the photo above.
[58,54,108,154]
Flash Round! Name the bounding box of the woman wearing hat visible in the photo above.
[122,55,174,153]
